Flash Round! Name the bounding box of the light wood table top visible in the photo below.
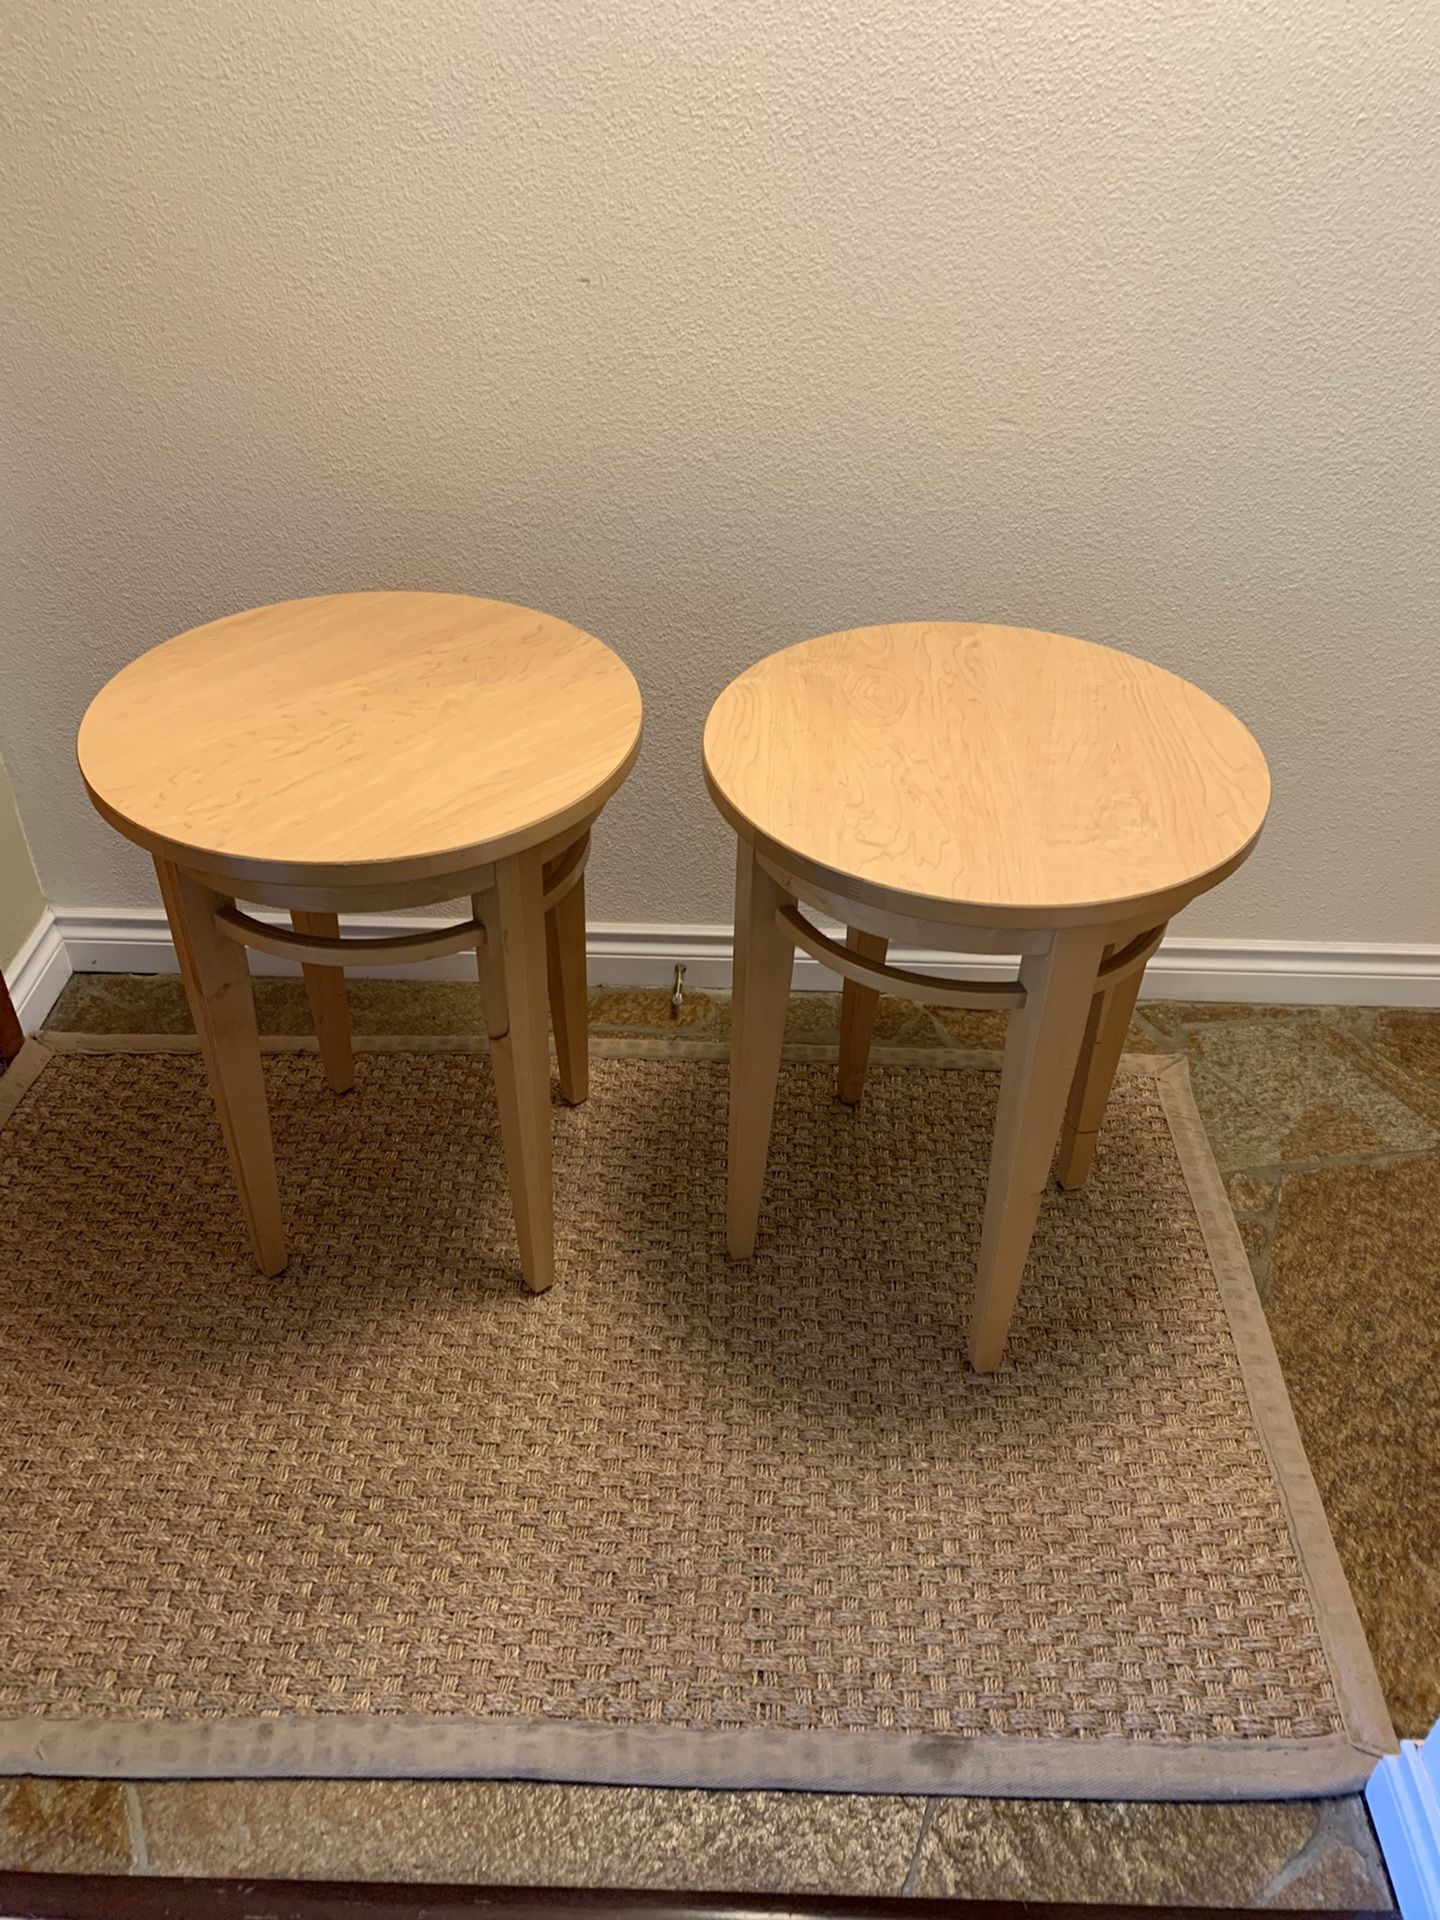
[79,592,644,889]
[704,622,1270,929]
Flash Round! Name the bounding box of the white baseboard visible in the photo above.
[4,909,73,1030]
[46,906,1440,1009]
[1366,1723,1440,1920]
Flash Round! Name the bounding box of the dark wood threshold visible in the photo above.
[0,1876,1398,1920]
[0,969,24,1067]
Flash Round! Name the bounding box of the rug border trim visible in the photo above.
[0,1035,1395,1795]
[1149,1054,1397,1772]
[0,1713,1390,1797]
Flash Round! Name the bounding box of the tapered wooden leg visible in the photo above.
[836,928,889,1104]
[291,910,354,1094]
[969,926,1106,1373]
[476,851,554,1293]
[1055,936,1157,1190]
[726,839,795,1259]
[155,857,286,1275]
[545,870,589,1106]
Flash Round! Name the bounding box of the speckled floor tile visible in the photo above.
[0,1779,135,1874]
[907,1795,1390,1908]
[918,1005,1005,1048]
[1182,1020,1440,1172]
[588,985,721,1032]
[33,975,1286,1071]
[1122,1015,1171,1052]
[1370,1009,1440,1094]
[1234,1213,1272,1283]
[1228,1172,1279,1214]
[930,1007,1160,1052]
[45,972,197,1035]
[1264,1150,1440,1740]
[705,988,938,1046]
[46,972,495,1037]
[1257,1797,1401,1910]
[1141,1002,1328,1041]
[44,974,943,1047]
[1224,1172,1282,1296]
[927,1007,1010,1049]
[135,1781,925,1892]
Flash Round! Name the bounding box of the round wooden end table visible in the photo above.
[78,591,643,1292]
[703,621,1270,1371]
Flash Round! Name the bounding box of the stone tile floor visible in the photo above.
[4,972,1436,1906]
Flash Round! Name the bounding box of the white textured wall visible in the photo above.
[0,758,46,972]
[3,0,1438,940]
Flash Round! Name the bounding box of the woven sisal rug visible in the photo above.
[0,1034,1392,1796]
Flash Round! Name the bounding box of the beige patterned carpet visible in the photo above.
[0,1036,1391,1796]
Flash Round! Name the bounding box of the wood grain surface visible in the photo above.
[703,623,1269,928]
[78,593,643,886]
